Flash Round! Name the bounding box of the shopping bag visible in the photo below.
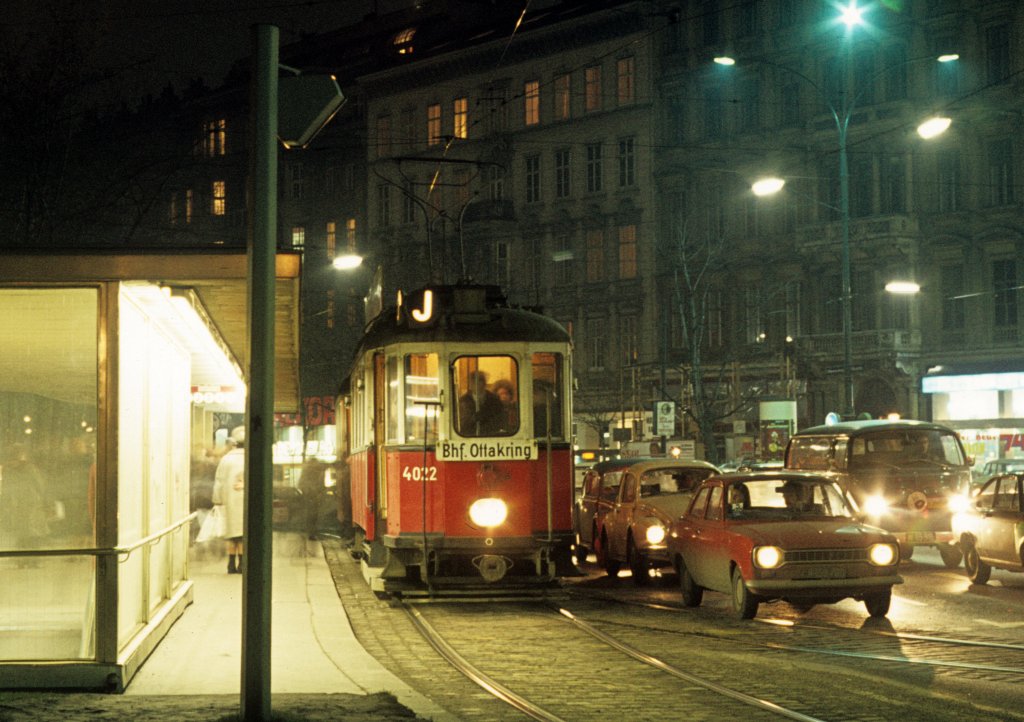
[196,506,225,543]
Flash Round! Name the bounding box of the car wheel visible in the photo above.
[597,531,621,577]
[627,536,648,586]
[900,543,914,561]
[730,567,758,620]
[938,543,963,569]
[863,589,891,618]
[963,540,991,585]
[574,534,588,565]
[678,558,703,607]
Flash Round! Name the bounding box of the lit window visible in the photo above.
[616,57,634,105]
[554,73,571,120]
[169,193,177,225]
[204,118,226,157]
[326,221,336,260]
[346,218,357,250]
[585,65,602,113]
[291,226,305,248]
[326,289,335,329]
[211,181,226,215]
[618,224,636,278]
[427,104,442,146]
[453,97,468,139]
[524,80,539,125]
[185,189,193,223]
[393,27,416,54]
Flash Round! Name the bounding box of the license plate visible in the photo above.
[793,565,846,580]
[906,532,935,544]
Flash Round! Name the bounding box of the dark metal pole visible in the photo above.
[243,23,277,722]
[839,123,854,419]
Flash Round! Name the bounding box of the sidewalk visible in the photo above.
[0,532,450,721]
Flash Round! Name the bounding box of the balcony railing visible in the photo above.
[797,328,922,357]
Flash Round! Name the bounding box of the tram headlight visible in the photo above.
[863,494,889,517]
[753,545,784,570]
[645,524,666,545]
[868,542,898,566]
[468,498,508,528]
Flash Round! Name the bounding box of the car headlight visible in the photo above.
[947,493,970,514]
[468,498,508,528]
[863,494,889,517]
[868,542,898,566]
[753,545,784,569]
[645,524,666,545]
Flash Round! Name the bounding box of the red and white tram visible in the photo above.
[336,283,577,593]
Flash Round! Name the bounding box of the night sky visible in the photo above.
[3,0,378,105]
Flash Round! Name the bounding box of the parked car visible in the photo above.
[785,420,972,568]
[574,457,646,564]
[952,473,1024,584]
[972,458,1024,487]
[668,471,903,619]
[593,459,719,584]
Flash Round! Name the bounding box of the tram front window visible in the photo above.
[405,353,439,443]
[453,356,518,437]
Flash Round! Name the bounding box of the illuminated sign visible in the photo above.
[396,288,436,324]
[437,440,537,461]
[923,372,1024,394]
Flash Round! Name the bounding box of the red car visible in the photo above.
[668,472,902,619]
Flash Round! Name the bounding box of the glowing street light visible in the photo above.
[917,116,952,139]
[838,1,866,30]
[752,177,786,197]
[884,280,921,295]
[332,253,363,270]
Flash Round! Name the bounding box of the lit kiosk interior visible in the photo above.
[0,252,299,690]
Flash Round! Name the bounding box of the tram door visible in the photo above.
[373,352,388,531]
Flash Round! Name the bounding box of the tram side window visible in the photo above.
[532,352,564,439]
[405,353,439,443]
[452,356,519,437]
[386,355,400,442]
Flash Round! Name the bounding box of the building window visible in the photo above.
[993,259,1017,329]
[986,24,1010,84]
[586,228,604,282]
[169,193,178,225]
[617,137,635,188]
[488,165,504,201]
[704,86,723,139]
[744,288,763,344]
[880,154,905,214]
[453,97,468,139]
[584,65,602,113]
[211,181,226,215]
[781,83,801,127]
[554,73,571,120]
[291,226,305,249]
[524,80,540,126]
[185,189,193,223]
[555,149,571,198]
[987,139,1014,206]
[525,155,541,203]
[852,270,876,332]
[376,115,391,157]
[427,103,442,146]
[400,107,416,149]
[326,221,336,260]
[940,264,965,331]
[392,27,415,54]
[402,180,417,224]
[616,57,634,106]
[377,184,390,226]
[586,317,606,371]
[204,118,226,157]
[618,224,636,279]
[345,218,357,250]
[667,95,685,143]
[553,233,572,285]
[937,151,960,212]
[326,289,335,329]
[585,143,603,193]
[495,241,510,288]
[290,163,304,200]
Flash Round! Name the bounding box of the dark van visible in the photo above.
[785,419,972,568]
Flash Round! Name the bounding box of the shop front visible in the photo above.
[922,363,1024,475]
[0,252,299,690]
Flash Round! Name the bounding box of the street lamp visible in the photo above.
[725,3,953,418]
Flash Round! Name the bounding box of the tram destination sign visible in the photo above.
[437,440,538,461]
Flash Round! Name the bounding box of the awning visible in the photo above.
[0,251,301,413]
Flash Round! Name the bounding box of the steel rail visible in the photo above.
[401,602,566,722]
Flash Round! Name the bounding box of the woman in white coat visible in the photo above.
[213,426,246,574]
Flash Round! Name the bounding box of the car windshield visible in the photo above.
[725,478,855,520]
[848,430,965,469]
[638,467,713,497]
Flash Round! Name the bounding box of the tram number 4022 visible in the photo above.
[401,465,438,482]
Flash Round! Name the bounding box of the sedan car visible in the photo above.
[952,473,1024,584]
[594,459,719,584]
[574,457,646,564]
[668,471,902,619]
